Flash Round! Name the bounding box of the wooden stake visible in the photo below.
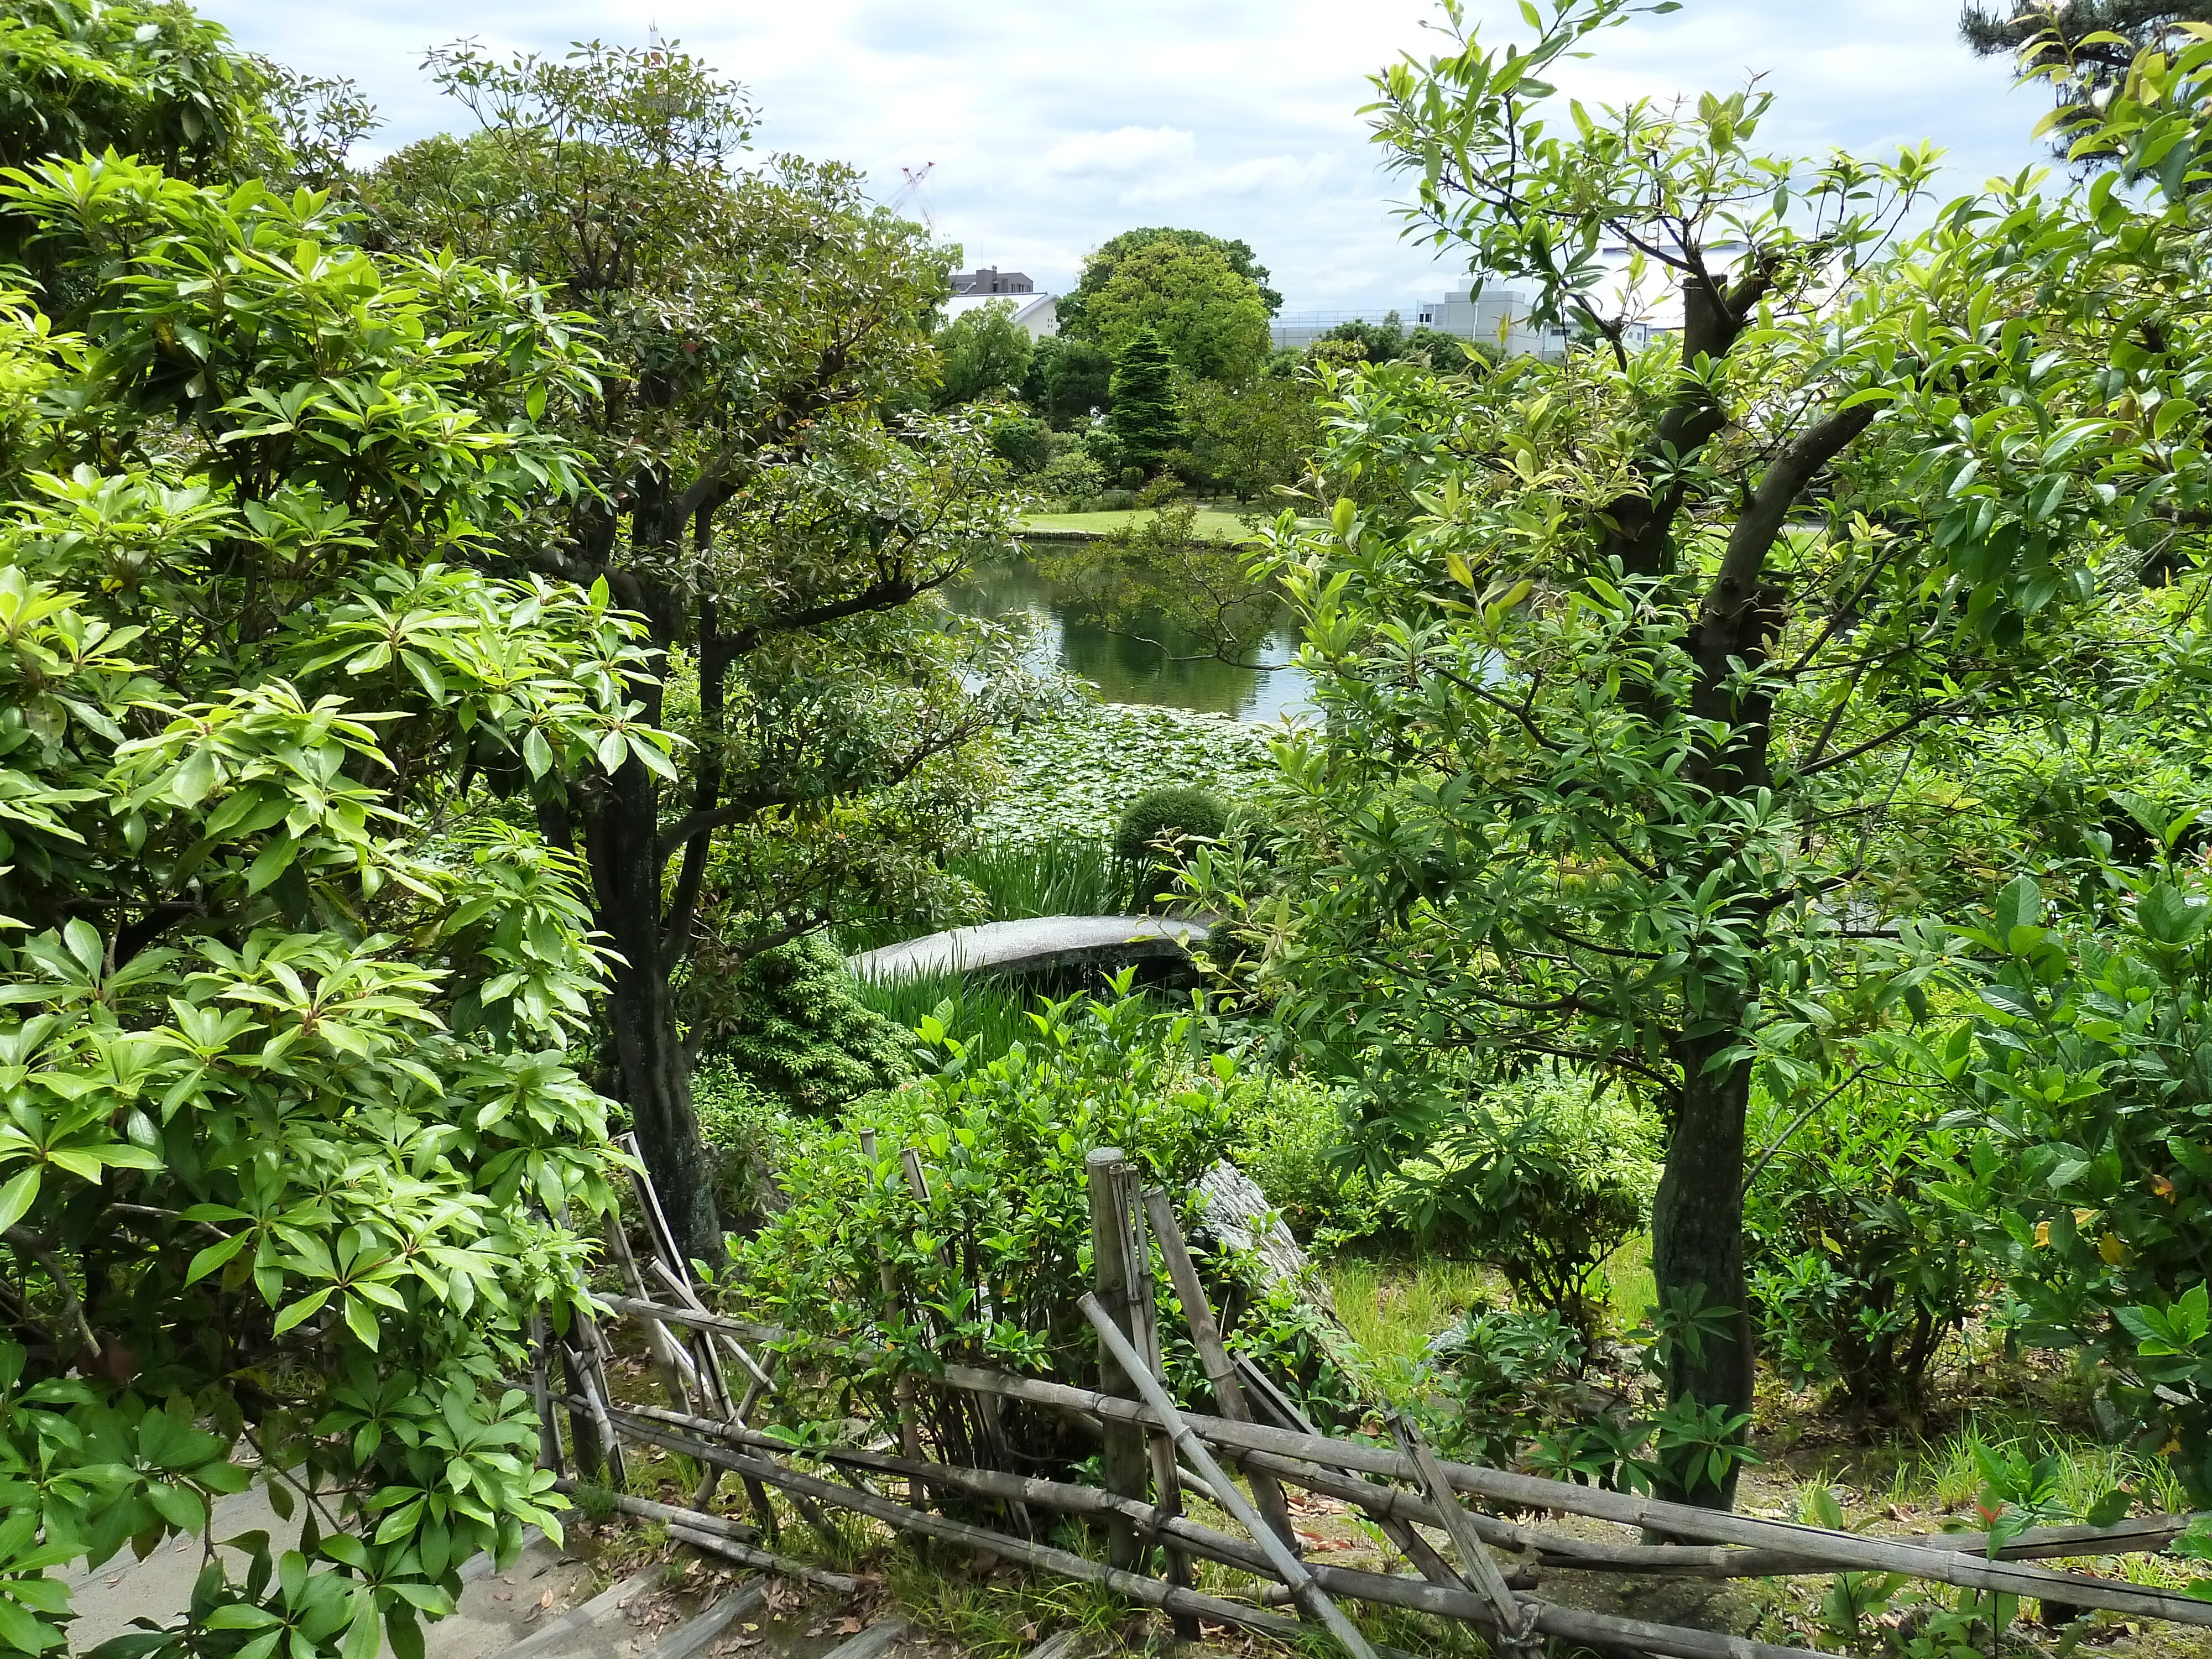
[1110,1165,1196,1638]
[529,1311,562,1477]
[1081,1292,1380,1659]
[1084,1147,1149,1571]
[607,1215,698,1412]
[565,1343,627,1488]
[1388,1411,1538,1657]
[1141,1186,1300,1551]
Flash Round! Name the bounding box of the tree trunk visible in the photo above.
[594,752,722,1266]
[1648,1030,1756,1510]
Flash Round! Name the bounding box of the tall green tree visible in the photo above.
[1177,374,1320,501]
[0,0,276,180]
[1105,330,1183,477]
[1063,233,1275,387]
[934,297,1034,405]
[1023,332,1113,425]
[1194,0,2195,1506]
[0,145,644,1652]
[363,41,1037,1262]
[1058,226,1281,327]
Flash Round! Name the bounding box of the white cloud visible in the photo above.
[200,0,2059,311]
[1041,127,1198,179]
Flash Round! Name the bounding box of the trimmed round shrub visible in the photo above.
[1113,784,1230,864]
[1114,784,1231,911]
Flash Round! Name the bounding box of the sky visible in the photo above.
[204,0,2058,317]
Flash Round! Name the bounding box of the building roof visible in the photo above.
[950,266,1035,295]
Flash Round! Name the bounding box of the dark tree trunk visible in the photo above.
[1649,1031,1757,1509]
[593,750,722,1266]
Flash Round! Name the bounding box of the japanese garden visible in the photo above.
[13,0,2212,1655]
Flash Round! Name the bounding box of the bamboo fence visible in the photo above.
[535,1144,2210,1658]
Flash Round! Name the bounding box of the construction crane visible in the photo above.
[888,161,936,232]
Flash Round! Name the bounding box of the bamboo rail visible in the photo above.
[591,1293,2210,1624]
[562,1126,2212,1659]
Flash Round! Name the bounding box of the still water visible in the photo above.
[945,554,1318,722]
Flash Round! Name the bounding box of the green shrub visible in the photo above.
[1380,1071,1660,1334]
[1115,783,1229,909]
[1227,1072,1381,1251]
[682,933,911,1115]
[1113,784,1230,864]
[1035,445,1105,506]
[1933,870,2212,1500]
[1417,1297,1758,1504]
[1743,1077,1984,1421]
[719,974,1350,1452]
[691,1060,825,1231]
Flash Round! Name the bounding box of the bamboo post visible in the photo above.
[1141,1186,1300,1550]
[607,1214,698,1413]
[1084,1147,1149,1571]
[622,1130,688,1284]
[564,1343,628,1488]
[1080,1292,1381,1659]
[529,1311,562,1477]
[1388,1411,1538,1656]
[1227,1342,1463,1587]
[1112,1168,1197,1639]
[557,1340,604,1479]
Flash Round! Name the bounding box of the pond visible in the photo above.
[945,551,1318,723]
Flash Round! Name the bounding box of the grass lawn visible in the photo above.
[1020,507,1262,541]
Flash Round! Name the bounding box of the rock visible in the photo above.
[1192,1160,1335,1314]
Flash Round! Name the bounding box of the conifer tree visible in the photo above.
[1105,329,1183,477]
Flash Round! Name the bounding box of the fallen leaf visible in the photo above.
[839,1618,863,1634]
[539,1589,555,1609]
[493,1590,513,1602]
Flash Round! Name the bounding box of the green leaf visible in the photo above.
[244,837,296,895]
[342,1294,380,1351]
[0,1167,38,1235]
[342,1589,380,1659]
[2086,1487,2133,1528]
[186,1231,251,1285]
[205,1605,281,1630]
[1994,875,2042,941]
[2140,884,2209,946]
[272,1289,331,1335]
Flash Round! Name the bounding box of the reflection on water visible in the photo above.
[946,553,1317,723]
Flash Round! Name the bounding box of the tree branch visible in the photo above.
[4,1227,97,1359]
[1702,400,1880,633]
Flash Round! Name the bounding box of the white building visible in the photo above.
[942,290,1060,340]
[943,267,1060,340]
[1276,251,1681,362]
